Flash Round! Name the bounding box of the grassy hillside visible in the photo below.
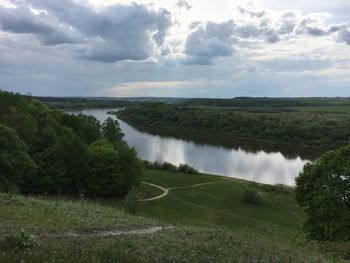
[139,170,303,233]
[0,169,347,262]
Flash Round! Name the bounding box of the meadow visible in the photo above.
[1,169,348,262]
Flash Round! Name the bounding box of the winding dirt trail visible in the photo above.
[140,182,169,201]
[169,181,219,190]
[140,181,220,202]
[66,226,174,237]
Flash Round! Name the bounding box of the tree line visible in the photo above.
[116,103,350,149]
[0,91,142,197]
[180,97,350,108]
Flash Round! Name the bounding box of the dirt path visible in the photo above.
[140,181,220,202]
[169,181,219,190]
[140,182,169,201]
[66,226,174,237]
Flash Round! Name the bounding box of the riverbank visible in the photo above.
[1,169,347,262]
[112,114,321,160]
[115,103,350,153]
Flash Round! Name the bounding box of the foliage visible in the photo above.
[115,142,143,194]
[295,145,350,242]
[178,163,199,174]
[0,124,35,193]
[181,97,350,108]
[143,161,198,174]
[240,188,261,204]
[0,91,141,197]
[102,117,124,142]
[124,187,140,215]
[0,230,38,252]
[117,103,350,149]
[36,96,139,109]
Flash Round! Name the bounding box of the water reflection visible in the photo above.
[68,108,309,186]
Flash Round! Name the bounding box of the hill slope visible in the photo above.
[0,170,345,263]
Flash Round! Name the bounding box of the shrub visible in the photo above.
[124,187,139,215]
[0,230,38,251]
[178,164,199,174]
[143,161,198,174]
[262,184,294,194]
[240,188,261,204]
[161,162,178,172]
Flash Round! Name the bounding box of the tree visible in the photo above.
[0,124,34,192]
[28,128,88,194]
[295,145,350,242]
[61,113,101,144]
[102,117,124,143]
[85,140,122,197]
[113,141,142,196]
[0,91,140,197]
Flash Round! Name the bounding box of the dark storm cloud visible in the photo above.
[0,0,172,62]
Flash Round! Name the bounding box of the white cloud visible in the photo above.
[176,0,192,10]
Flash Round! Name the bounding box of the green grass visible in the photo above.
[140,170,304,234]
[0,170,346,262]
[0,194,159,235]
[138,182,164,200]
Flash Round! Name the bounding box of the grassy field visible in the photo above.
[0,170,347,262]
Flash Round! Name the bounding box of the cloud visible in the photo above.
[0,0,172,62]
[176,0,192,10]
[0,5,80,45]
[233,4,350,46]
[103,80,205,96]
[238,6,265,18]
[336,27,350,45]
[183,20,236,65]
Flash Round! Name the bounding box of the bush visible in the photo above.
[124,187,139,215]
[143,161,198,174]
[240,188,261,204]
[178,164,199,174]
[0,230,38,251]
[161,162,178,172]
[262,184,294,194]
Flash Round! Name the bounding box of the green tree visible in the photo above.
[113,141,143,195]
[61,113,101,144]
[102,117,124,143]
[0,91,140,197]
[86,140,122,197]
[0,124,34,192]
[30,128,88,194]
[295,145,350,241]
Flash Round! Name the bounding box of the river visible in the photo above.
[68,108,309,186]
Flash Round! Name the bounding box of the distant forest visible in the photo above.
[38,96,350,110]
[180,97,350,107]
[116,102,350,150]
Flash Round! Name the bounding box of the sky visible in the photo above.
[0,0,349,97]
